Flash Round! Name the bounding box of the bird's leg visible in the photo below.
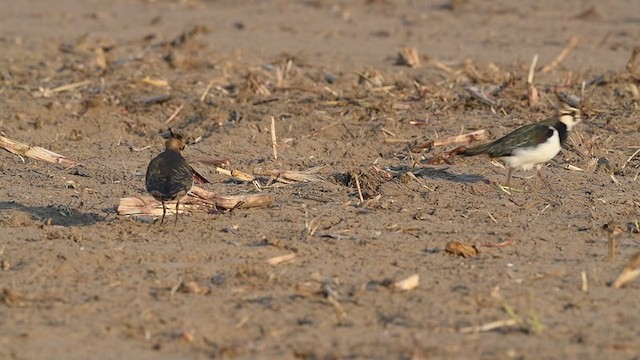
[160,202,167,225]
[497,167,515,194]
[175,200,180,226]
[536,168,557,196]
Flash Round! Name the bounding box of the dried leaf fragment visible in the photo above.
[445,241,479,258]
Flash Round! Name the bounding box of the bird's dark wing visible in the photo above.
[190,165,210,184]
[461,142,493,156]
[463,123,555,158]
[145,155,165,192]
[146,151,194,199]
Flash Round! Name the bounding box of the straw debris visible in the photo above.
[117,186,274,218]
[1,135,82,168]
[393,274,419,291]
[613,252,640,288]
[396,47,421,68]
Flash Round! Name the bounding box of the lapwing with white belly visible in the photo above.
[461,105,582,192]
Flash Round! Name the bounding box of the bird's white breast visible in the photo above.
[501,127,561,170]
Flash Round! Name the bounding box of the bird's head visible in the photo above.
[558,105,582,131]
[165,128,186,151]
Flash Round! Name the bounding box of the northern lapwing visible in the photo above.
[145,129,194,225]
[461,105,582,191]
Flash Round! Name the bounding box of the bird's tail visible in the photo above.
[461,143,491,156]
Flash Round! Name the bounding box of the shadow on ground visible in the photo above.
[0,201,103,226]
[391,166,487,184]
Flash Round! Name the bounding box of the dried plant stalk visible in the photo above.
[190,186,274,208]
[117,196,185,216]
[542,36,578,73]
[432,130,487,147]
[0,135,82,167]
[613,252,640,288]
[397,47,420,68]
[527,54,540,108]
[142,76,170,88]
[118,186,273,216]
[164,104,184,124]
[393,274,419,291]
[253,167,324,182]
[409,130,486,154]
[603,221,624,262]
[266,253,296,265]
[51,80,93,93]
[458,319,517,334]
[479,239,514,248]
[271,116,278,160]
[192,156,231,168]
[464,85,497,107]
[626,46,640,73]
[200,80,214,102]
[95,48,108,70]
[216,168,257,182]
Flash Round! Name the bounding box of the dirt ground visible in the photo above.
[1,0,640,359]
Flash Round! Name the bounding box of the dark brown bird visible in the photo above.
[145,130,193,225]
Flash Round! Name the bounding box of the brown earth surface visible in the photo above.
[1,1,640,359]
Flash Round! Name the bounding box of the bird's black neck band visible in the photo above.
[555,122,569,144]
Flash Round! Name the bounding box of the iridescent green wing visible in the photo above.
[485,123,555,158]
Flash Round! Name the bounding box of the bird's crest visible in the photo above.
[558,104,582,131]
[165,128,186,151]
